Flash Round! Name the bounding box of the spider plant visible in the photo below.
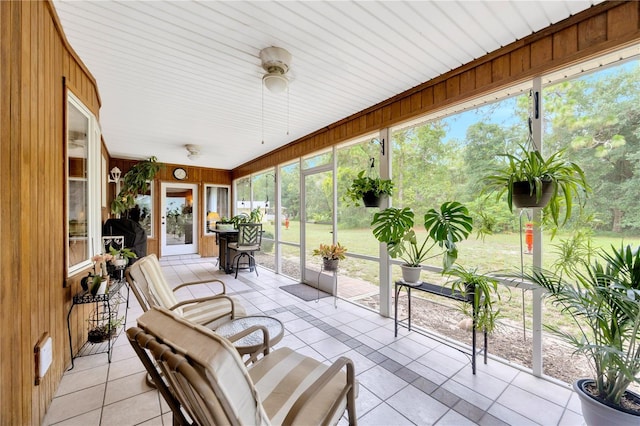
[483,144,589,226]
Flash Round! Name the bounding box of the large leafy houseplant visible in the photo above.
[111,156,164,216]
[482,144,589,226]
[345,170,394,207]
[524,245,640,423]
[371,201,473,270]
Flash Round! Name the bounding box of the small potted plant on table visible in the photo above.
[313,242,347,271]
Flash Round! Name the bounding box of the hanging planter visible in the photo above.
[344,170,394,208]
[362,191,383,207]
[512,180,554,209]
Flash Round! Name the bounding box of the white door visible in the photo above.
[161,183,198,256]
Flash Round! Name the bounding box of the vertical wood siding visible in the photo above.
[1,1,101,424]
[232,1,640,178]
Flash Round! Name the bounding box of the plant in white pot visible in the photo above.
[524,244,640,425]
[371,202,473,283]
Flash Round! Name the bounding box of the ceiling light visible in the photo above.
[263,73,288,93]
[260,46,292,93]
[185,144,201,160]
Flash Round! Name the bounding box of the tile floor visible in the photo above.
[43,257,585,425]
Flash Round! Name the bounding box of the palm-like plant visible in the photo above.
[371,201,473,269]
[525,245,640,408]
[483,144,589,226]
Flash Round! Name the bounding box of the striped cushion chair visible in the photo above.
[126,253,245,330]
[128,307,358,426]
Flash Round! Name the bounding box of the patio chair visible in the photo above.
[127,307,358,426]
[126,254,245,330]
[228,222,262,279]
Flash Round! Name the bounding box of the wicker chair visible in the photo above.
[127,307,358,426]
[126,254,245,330]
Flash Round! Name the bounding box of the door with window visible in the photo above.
[301,167,334,291]
[161,183,198,256]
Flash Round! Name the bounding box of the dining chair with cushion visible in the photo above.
[228,222,262,279]
[127,306,358,426]
[126,253,246,330]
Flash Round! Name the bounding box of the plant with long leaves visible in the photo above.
[524,244,640,407]
[447,265,503,334]
[371,201,473,269]
[482,144,589,226]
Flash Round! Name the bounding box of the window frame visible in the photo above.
[66,91,101,277]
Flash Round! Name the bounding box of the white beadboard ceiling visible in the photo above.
[52,0,602,170]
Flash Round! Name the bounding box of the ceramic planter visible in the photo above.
[401,264,422,284]
[573,378,640,425]
[323,258,339,271]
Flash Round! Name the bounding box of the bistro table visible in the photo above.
[215,315,284,364]
[211,228,238,274]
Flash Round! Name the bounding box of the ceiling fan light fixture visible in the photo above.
[185,144,201,160]
[262,72,288,93]
[260,46,292,93]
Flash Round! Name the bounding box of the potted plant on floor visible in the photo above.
[345,170,394,207]
[371,201,473,283]
[312,242,347,271]
[524,244,640,425]
[482,144,589,226]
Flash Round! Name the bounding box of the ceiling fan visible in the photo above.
[260,46,292,93]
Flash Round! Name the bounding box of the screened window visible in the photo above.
[67,92,101,275]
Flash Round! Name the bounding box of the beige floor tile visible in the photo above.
[43,384,105,425]
[104,371,154,405]
[100,390,161,426]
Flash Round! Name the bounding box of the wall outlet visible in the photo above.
[34,333,52,385]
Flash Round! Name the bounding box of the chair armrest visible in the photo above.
[282,356,356,426]
[168,294,238,315]
[173,279,226,295]
[223,324,270,365]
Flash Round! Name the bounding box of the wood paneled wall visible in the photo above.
[109,158,232,258]
[232,1,640,178]
[0,1,101,424]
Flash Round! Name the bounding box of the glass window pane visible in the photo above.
[302,150,332,170]
[235,177,251,216]
[280,162,299,244]
[67,100,90,271]
[540,57,640,382]
[204,185,229,234]
[135,184,153,237]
